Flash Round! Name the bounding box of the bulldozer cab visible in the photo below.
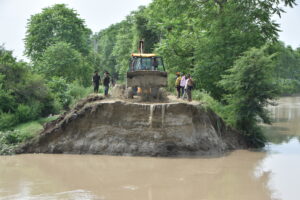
[129,54,165,72]
[126,41,168,100]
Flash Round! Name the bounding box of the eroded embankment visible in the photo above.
[17,96,248,156]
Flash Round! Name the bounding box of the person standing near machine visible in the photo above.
[92,71,101,93]
[103,71,110,96]
[180,73,186,99]
[185,74,194,102]
[175,72,182,98]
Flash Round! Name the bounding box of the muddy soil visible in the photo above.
[17,94,248,156]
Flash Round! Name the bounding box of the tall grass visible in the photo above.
[0,116,58,155]
[193,90,236,126]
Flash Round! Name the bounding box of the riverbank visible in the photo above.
[16,94,249,156]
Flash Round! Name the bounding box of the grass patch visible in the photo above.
[193,90,236,127]
[13,115,58,135]
[0,115,58,155]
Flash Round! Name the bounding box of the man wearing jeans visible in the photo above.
[103,72,110,96]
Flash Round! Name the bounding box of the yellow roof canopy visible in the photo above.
[131,53,157,57]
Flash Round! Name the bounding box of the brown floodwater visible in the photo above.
[1,97,300,200]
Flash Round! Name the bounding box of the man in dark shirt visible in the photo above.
[92,71,100,93]
[103,72,110,96]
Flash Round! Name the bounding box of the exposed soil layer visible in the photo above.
[17,95,248,156]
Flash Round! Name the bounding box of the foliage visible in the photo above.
[0,46,57,130]
[92,0,296,100]
[93,24,120,77]
[0,113,18,130]
[1,0,299,149]
[193,90,236,126]
[89,0,298,146]
[111,17,136,78]
[148,0,296,100]
[46,77,92,110]
[269,42,300,95]
[16,104,40,123]
[0,116,58,155]
[93,6,161,79]
[47,76,72,109]
[24,4,91,62]
[277,78,300,95]
[133,6,160,53]
[220,46,279,147]
[35,42,92,86]
[67,82,92,107]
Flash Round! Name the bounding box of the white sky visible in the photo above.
[0,0,299,61]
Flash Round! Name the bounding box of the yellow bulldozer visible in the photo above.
[126,41,168,100]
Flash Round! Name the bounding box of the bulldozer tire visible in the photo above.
[125,87,134,99]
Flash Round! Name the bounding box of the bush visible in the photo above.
[0,130,34,155]
[0,88,16,113]
[219,46,278,147]
[68,82,91,100]
[16,104,34,123]
[167,73,176,93]
[193,90,236,126]
[47,77,72,109]
[0,113,18,130]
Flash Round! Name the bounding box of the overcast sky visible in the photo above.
[0,0,299,61]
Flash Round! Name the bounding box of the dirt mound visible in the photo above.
[17,96,248,156]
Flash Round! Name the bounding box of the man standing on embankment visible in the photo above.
[103,71,110,96]
[92,71,100,93]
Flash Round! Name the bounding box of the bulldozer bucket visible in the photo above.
[126,71,167,88]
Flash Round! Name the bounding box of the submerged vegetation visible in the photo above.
[0,0,300,152]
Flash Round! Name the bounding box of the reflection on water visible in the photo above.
[255,139,300,200]
[0,96,300,200]
[266,96,300,139]
[258,96,300,200]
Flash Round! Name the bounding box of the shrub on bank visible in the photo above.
[0,113,18,130]
[0,130,34,155]
[0,116,58,155]
[193,90,236,126]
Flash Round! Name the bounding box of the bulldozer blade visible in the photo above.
[127,71,167,88]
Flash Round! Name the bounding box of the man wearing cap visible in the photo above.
[92,71,101,93]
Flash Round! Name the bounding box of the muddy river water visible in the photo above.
[1,97,300,200]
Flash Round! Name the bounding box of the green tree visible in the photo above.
[147,0,296,100]
[112,16,136,77]
[94,24,120,76]
[36,42,92,86]
[133,6,160,53]
[47,77,71,109]
[267,42,300,95]
[24,4,91,62]
[220,46,279,147]
[0,46,56,129]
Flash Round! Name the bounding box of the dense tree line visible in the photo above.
[93,0,298,146]
[0,47,54,129]
[272,42,300,95]
[94,0,298,97]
